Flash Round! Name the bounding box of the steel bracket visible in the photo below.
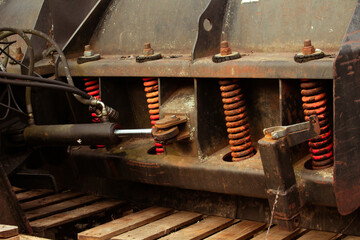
[192,0,228,60]
[258,115,320,231]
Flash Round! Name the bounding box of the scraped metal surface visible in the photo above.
[333,0,360,216]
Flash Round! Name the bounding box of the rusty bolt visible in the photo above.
[143,42,154,56]
[220,41,232,56]
[15,47,24,61]
[302,39,315,55]
[84,45,94,57]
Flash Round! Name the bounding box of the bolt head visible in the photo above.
[84,50,94,57]
[304,39,312,47]
[302,39,315,55]
[144,42,151,49]
[220,41,229,48]
[143,42,154,56]
[220,41,232,56]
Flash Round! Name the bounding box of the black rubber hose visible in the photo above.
[0,28,91,106]
[20,29,91,105]
[0,78,91,99]
[0,28,35,122]
[0,39,14,67]
[0,46,42,78]
[0,28,34,75]
[0,71,71,87]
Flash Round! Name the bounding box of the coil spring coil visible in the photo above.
[301,79,333,169]
[83,78,100,123]
[143,77,164,154]
[219,79,254,161]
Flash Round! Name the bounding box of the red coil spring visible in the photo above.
[219,79,254,161]
[143,77,164,154]
[301,79,333,169]
[83,77,104,148]
[83,78,100,123]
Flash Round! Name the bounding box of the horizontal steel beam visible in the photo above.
[58,53,334,79]
[69,139,336,207]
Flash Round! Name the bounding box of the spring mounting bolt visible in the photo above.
[220,41,232,56]
[143,42,155,56]
[84,45,95,57]
[302,39,315,55]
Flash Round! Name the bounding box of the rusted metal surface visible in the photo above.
[89,0,209,56]
[219,79,255,161]
[0,162,32,233]
[81,0,355,56]
[0,0,50,62]
[63,0,111,55]
[192,0,228,60]
[49,0,99,50]
[225,0,356,53]
[333,0,360,216]
[59,54,334,79]
[69,138,336,207]
[196,78,229,157]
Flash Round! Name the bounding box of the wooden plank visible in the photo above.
[18,234,50,240]
[112,211,203,240]
[26,195,101,220]
[21,191,84,211]
[0,224,18,238]
[78,206,173,240]
[252,226,301,240]
[158,216,234,240]
[205,220,266,240]
[4,236,20,240]
[12,187,25,193]
[297,230,338,240]
[16,190,53,202]
[30,200,125,232]
[343,236,360,240]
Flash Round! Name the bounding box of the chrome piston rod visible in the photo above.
[114,128,152,138]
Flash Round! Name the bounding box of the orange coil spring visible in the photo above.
[301,79,333,169]
[83,78,100,123]
[219,79,254,161]
[143,77,164,154]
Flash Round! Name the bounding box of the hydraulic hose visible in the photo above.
[0,28,35,123]
[0,78,91,99]
[0,28,117,122]
[0,71,71,87]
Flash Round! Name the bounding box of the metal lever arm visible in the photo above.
[258,115,320,231]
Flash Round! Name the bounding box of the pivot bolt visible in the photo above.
[220,41,232,56]
[302,39,315,55]
[143,42,155,56]
[84,45,95,57]
[15,47,24,61]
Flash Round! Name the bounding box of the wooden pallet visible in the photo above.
[12,188,126,238]
[78,206,360,240]
[0,224,49,240]
[10,187,360,240]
